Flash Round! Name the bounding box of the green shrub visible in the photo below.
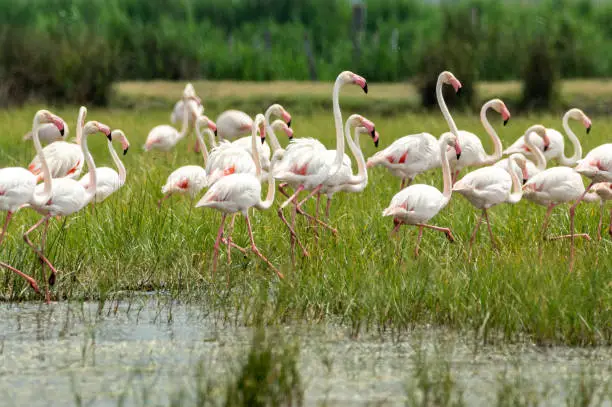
[520,36,560,111]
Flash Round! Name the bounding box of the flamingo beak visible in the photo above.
[124,146,129,155]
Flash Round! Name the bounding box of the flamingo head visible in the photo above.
[272,119,293,140]
[440,71,462,95]
[110,129,130,155]
[447,133,462,160]
[358,116,378,147]
[491,99,511,126]
[509,153,529,184]
[36,110,66,136]
[84,121,111,138]
[341,71,368,94]
[199,115,217,136]
[569,108,592,134]
[255,114,266,144]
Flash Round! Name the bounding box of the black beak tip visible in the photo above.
[60,128,65,136]
[587,126,591,134]
[544,145,549,151]
[288,135,294,140]
[503,119,509,126]
[456,87,462,96]
[523,178,528,185]
[214,129,218,137]
[374,140,379,148]
[287,120,292,128]
[370,129,376,138]
[261,137,265,144]
[363,83,368,94]
[456,153,461,160]
[107,134,112,141]
[123,147,129,155]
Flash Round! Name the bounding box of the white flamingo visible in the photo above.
[365,71,464,190]
[589,183,612,241]
[318,114,378,218]
[215,104,292,143]
[78,130,130,203]
[23,120,111,303]
[382,133,462,257]
[158,116,214,207]
[196,113,283,279]
[453,153,527,254]
[503,108,592,164]
[448,98,510,183]
[170,83,204,125]
[274,71,369,257]
[23,118,69,145]
[0,110,65,294]
[144,93,211,152]
[28,107,87,181]
[521,124,598,272]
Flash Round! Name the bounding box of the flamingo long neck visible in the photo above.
[439,135,453,202]
[196,127,211,166]
[253,116,276,210]
[506,157,523,204]
[480,101,503,165]
[82,127,97,202]
[524,129,547,170]
[559,111,583,166]
[177,99,191,141]
[437,76,460,137]
[76,106,86,145]
[31,116,52,206]
[265,107,282,152]
[108,139,126,185]
[344,121,367,187]
[330,77,346,174]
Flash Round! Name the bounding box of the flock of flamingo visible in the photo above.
[2,69,612,302]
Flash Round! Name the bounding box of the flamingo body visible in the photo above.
[274,138,330,189]
[523,167,585,206]
[171,99,204,125]
[383,184,447,224]
[0,168,37,212]
[504,128,564,161]
[366,133,439,180]
[145,125,184,152]
[216,110,253,141]
[30,178,89,216]
[79,167,122,203]
[494,157,539,182]
[453,167,513,209]
[575,144,612,182]
[197,173,260,214]
[23,122,69,145]
[206,144,257,187]
[161,165,207,198]
[29,141,83,181]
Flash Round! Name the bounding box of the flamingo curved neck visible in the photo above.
[177,98,191,142]
[524,130,547,170]
[344,121,367,186]
[81,128,97,202]
[76,107,86,145]
[195,124,210,165]
[506,157,522,204]
[559,111,582,166]
[252,115,276,210]
[480,101,503,165]
[330,78,346,175]
[439,135,453,202]
[437,76,460,137]
[265,107,282,153]
[108,140,127,185]
[31,117,52,206]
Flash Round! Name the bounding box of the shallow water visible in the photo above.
[1,300,610,407]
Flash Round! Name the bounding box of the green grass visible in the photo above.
[0,103,611,346]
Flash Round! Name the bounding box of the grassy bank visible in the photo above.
[113,79,612,115]
[0,105,611,346]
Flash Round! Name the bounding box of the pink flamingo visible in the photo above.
[196,113,283,279]
[589,183,612,240]
[274,71,369,257]
[0,110,65,294]
[23,120,112,303]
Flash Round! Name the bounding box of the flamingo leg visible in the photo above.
[569,182,595,271]
[400,178,406,190]
[597,201,604,241]
[0,262,40,295]
[157,192,173,209]
[23,215,58,288]
[414,226,424,258]
[277,185,309,257]
[608,207,612,238]
[415,223,455,242]
[225,214,237,265]
[451,170,460,186]
[245,213,284,279]
[39,218,52,304]
[390,219,403,238]
[482,209,498,251]
[0,211,13,246]
[278,183,291,199]
[221,237,248,255]
[211,214,227,277]
[546,233,591,241]
[296,185,338,235]
[325,196,332,218]
[468,211,484,259]
[540,203,557,238]
[290,197,297,263]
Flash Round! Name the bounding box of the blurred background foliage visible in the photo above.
[0,0,608,107]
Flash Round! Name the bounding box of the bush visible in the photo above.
[520,36,560,111]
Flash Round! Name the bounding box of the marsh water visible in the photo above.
[1,300,610,407]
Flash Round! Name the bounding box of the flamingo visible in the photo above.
[0,110,65,294]
[170,83,204,125]
[317,114,378,218]
[158,116,214,207]
[28,106,87,181]
[589,183,612,240]
[215,104,292,143]
[196,113,283,279]
[23,120,112,303]
[521,124,598,271]
[365,72,465,190]
[78,130,130,203]
[382,133,462,257]
[274,71,369,257]
[503,108,593,164]
[23,118,69,145]
[453,153,527,255]
[144,93,210,152]
[448,98,510,183]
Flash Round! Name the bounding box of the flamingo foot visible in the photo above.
[546,233,591,242]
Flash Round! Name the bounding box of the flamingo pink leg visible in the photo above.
[540,203,557,238]
[546,233,591,241]
[390,220,403,237]
[278,185,309,257]
[569,181,595,271]
[0,211,13,246]
[225,214,237,264]
[414,226,424,257]
[0,262,40,294]
[296,185,338,235]
[211,214,227,276]
[415,223,455,242]
[468,211,484,258]
[597,202,604,241]
[482,209,498,251]
[400,178,406,190]
[245,213,284,279]
[23,215,58,299]
[608,207,612,238]
[157,192,173,209]
[451,170,460,186]
[325,196,332,218]
[221,237,248,255]
[38,217,52,303]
